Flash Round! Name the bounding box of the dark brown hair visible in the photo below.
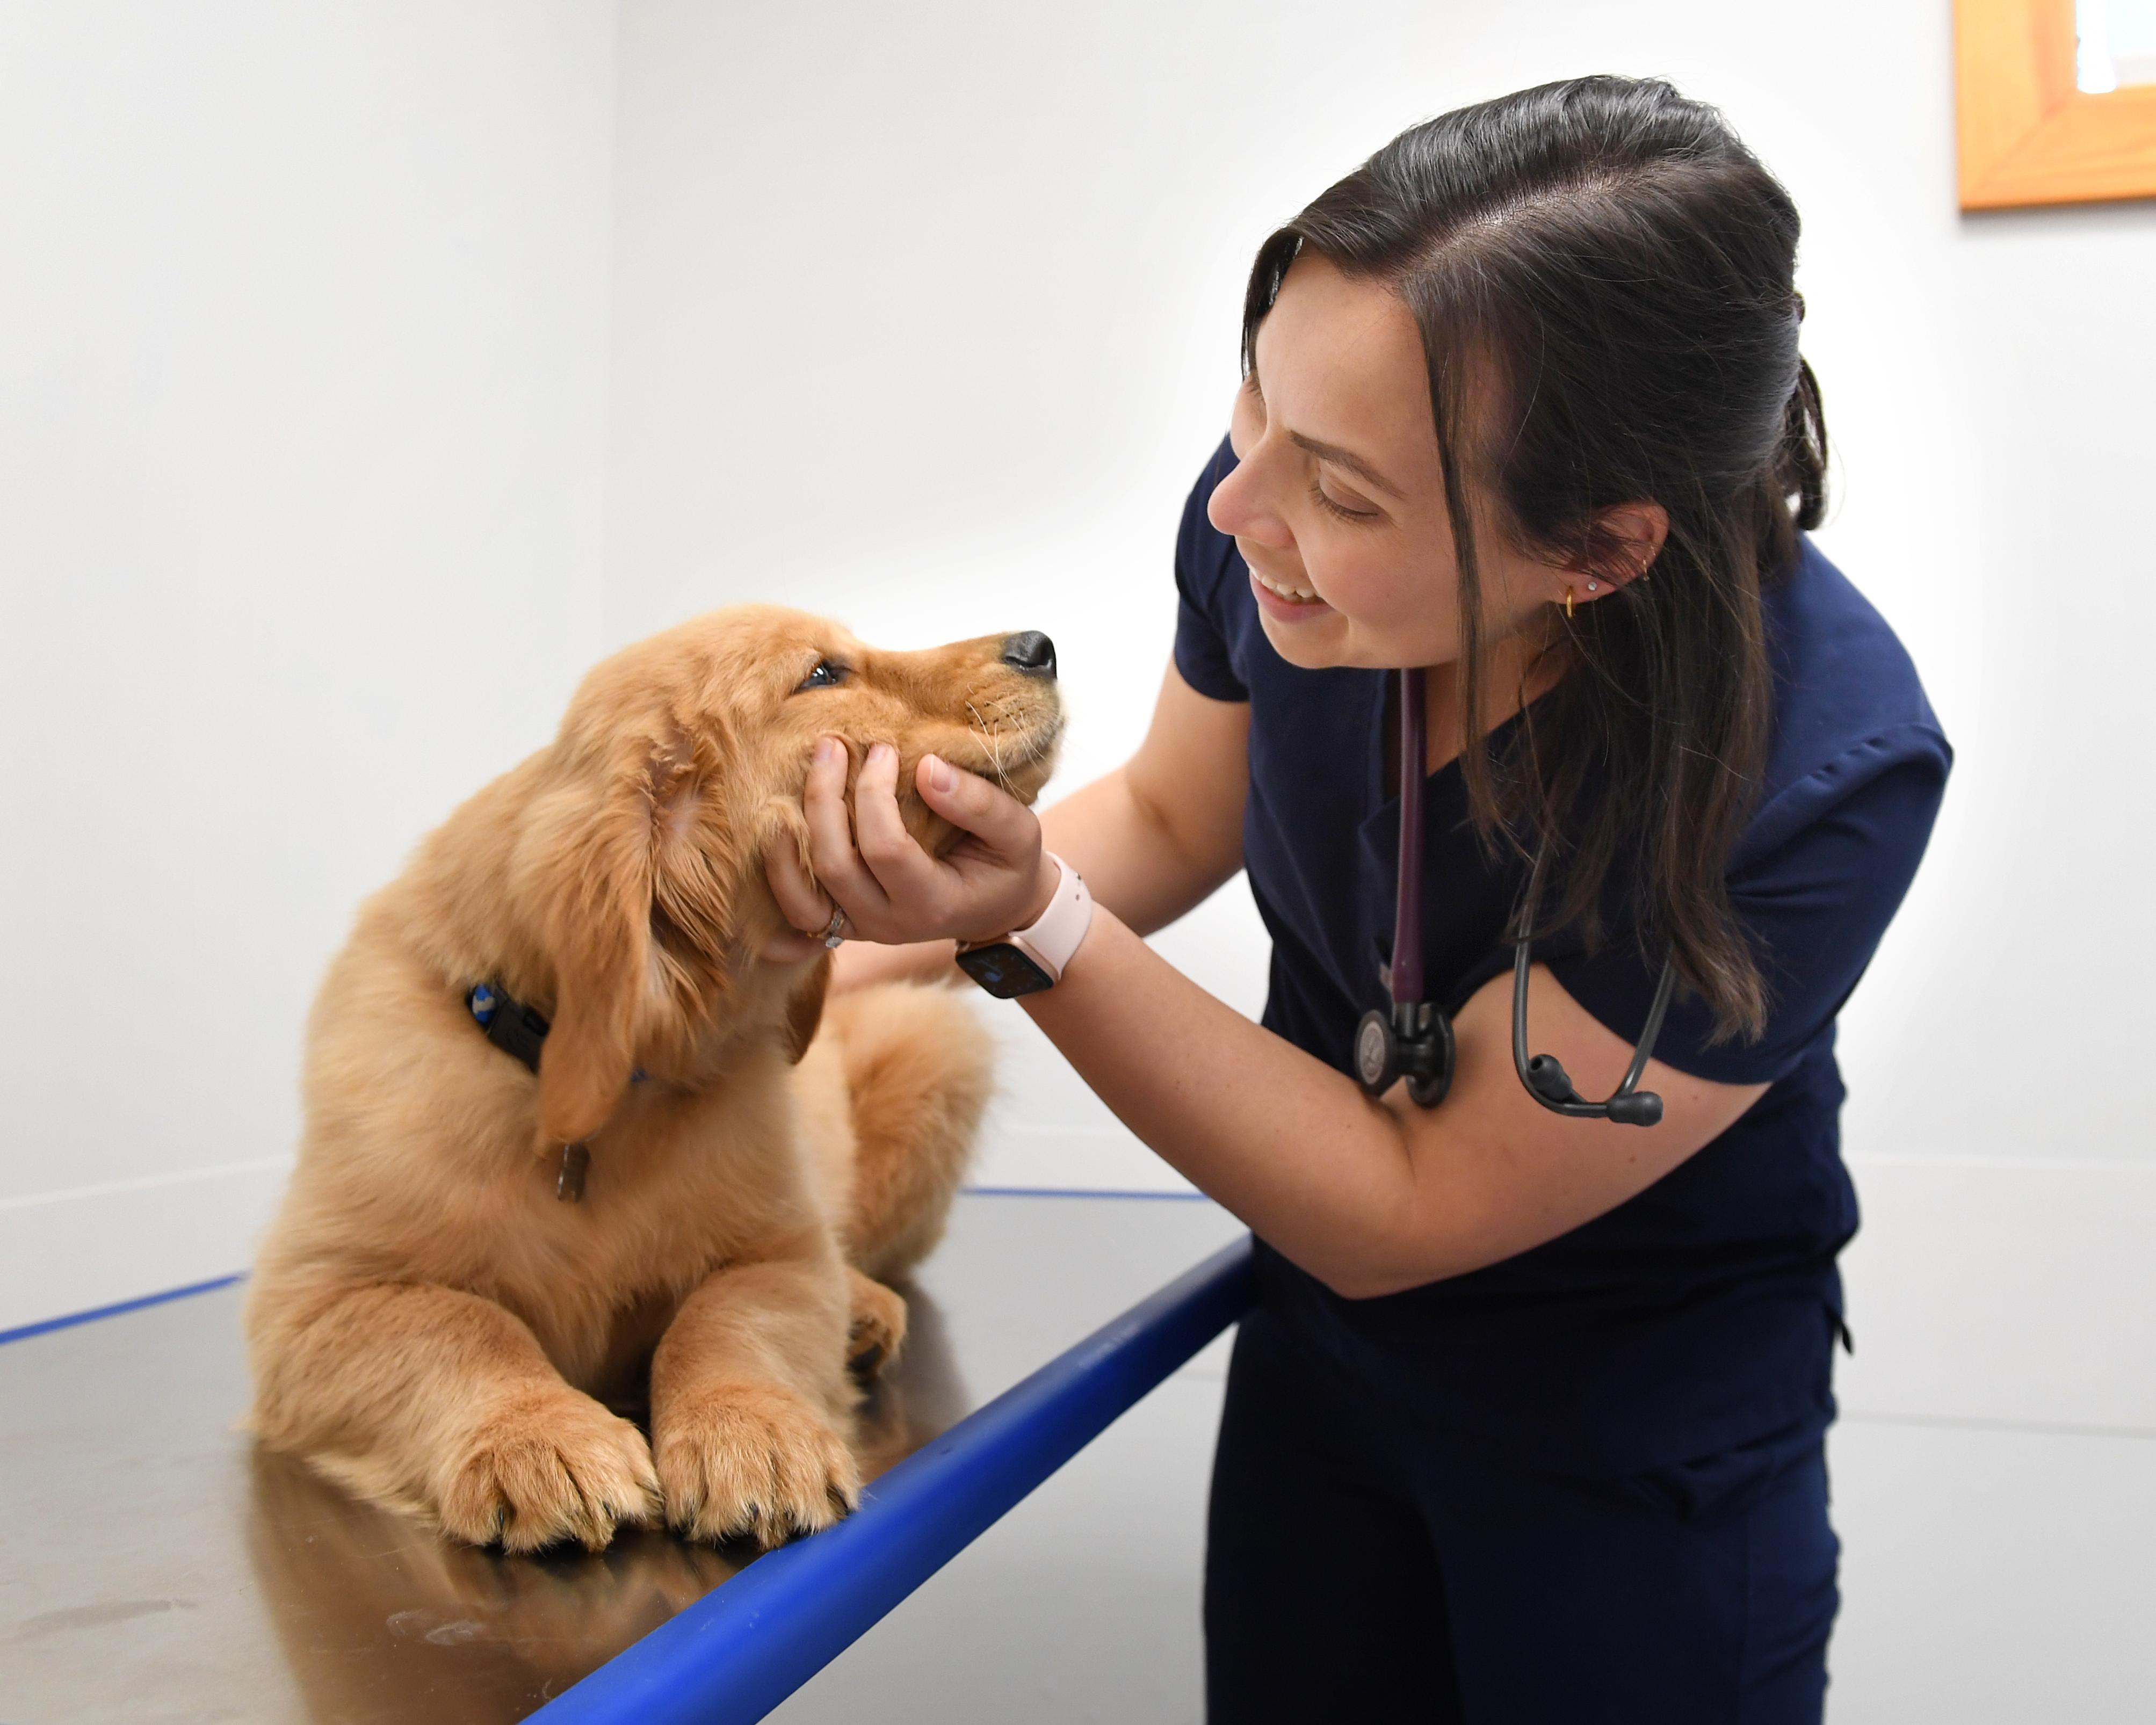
[1243,76,1826,1039]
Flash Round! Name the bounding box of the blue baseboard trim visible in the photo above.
[0,1191,1197,1351]
[531,1233,1256,1725]
[0,1273,247,1349]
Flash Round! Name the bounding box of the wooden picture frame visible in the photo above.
[1956,0,2156,208]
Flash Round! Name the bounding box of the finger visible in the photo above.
[915,755,1040,860]
[764,823,832,933]
[802,737,892,919]
[853,744,944,898]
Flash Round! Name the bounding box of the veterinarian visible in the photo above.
[769,77,1948,1724]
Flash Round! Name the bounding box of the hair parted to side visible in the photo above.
[1243,75,1828,1040]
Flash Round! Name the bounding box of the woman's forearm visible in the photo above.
[1020,904,1423,1291]
[789,721,1747,1292]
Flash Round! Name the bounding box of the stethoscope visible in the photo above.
[1351,668,1679,1127]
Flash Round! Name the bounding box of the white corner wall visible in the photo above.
[4,0,2154,1454]
[0,1,619,1327]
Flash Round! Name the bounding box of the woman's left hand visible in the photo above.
[764,737,1058,962]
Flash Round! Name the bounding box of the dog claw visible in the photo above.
[655,1384,858,1548]
[439,1394,660,1553]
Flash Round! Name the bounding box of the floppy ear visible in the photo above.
[515,765,655,1154]
[783,953,830,1065]
[751,789,831,1064]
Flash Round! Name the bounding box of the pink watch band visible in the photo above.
[1004,852,1092,984]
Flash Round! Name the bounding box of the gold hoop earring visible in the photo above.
[1564,588,1575,620]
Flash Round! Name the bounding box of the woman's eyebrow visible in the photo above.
[1246,358,1402,499]
[1289,431,1402,499]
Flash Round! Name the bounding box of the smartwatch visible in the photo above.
[954,853,1094,998]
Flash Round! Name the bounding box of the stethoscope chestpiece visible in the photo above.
[1356,663,1673,1128]
[1354,998,1456,1109]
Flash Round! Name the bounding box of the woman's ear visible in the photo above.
[515,766,655,1154]
[1570,500,1670,593]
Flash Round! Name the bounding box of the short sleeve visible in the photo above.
[1549,734,1950,1086]
[1171,437,1250,703]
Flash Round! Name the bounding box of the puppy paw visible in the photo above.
[655,1382,860,1548]
[437,1390,661,1554]
[846,1268,908,1374]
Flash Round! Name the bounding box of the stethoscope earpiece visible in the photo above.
[1357,668,1674,1129]
[1523,1053,1579,1105]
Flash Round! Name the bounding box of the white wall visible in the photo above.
[0,1,619,1325]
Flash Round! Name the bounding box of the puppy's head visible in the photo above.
[508,606,1062,1150]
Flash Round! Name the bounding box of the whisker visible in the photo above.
[964,699,1015,792]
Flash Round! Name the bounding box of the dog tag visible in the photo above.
[556,1141,590,1202]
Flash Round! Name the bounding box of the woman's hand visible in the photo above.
[764,737,1059,965]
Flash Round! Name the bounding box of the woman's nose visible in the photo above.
[1000,632,1057,679]
[1206,454,1289,549]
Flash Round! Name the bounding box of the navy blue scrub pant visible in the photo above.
[1205,1309,1840,1724]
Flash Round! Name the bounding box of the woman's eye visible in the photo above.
[794,658,844,692]
[1308,477,1380,524]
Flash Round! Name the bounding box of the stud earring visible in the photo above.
[1586,579,1598,592]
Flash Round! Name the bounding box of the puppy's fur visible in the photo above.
[244,606,1060,1553]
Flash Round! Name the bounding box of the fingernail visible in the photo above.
[815,737,841,766]
[869,742,894,769]
[923,753,955,793]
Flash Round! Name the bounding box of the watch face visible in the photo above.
[956,942,1055,998]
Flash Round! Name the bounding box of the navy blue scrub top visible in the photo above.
[1172,437,1951,1476]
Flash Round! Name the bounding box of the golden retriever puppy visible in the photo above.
[244,606,1061,1553]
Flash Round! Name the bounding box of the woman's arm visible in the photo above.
[1024,908,1764,1296]
[768,714,1764,1297]
[819,664,1250,987]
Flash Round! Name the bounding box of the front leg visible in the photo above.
[247,1278,660,1553]
[649,1239,859,1548]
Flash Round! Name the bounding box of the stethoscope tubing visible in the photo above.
[1363,667,1675,1127]
[1509,847,1678,1124]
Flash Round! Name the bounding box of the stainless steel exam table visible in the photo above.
[0,1190,1250,1725]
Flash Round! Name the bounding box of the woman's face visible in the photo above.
[1209,252,1565,672]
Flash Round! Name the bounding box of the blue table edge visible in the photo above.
[531,1231,1256,1725]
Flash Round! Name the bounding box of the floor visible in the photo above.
[1826,1414,2156,1722]
[5,1193,2153,1723]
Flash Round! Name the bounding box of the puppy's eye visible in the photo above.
[794,658,845,692]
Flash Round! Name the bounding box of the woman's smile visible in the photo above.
[1248,563,1333,621]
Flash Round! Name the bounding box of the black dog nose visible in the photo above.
[1000,631,1057,679]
